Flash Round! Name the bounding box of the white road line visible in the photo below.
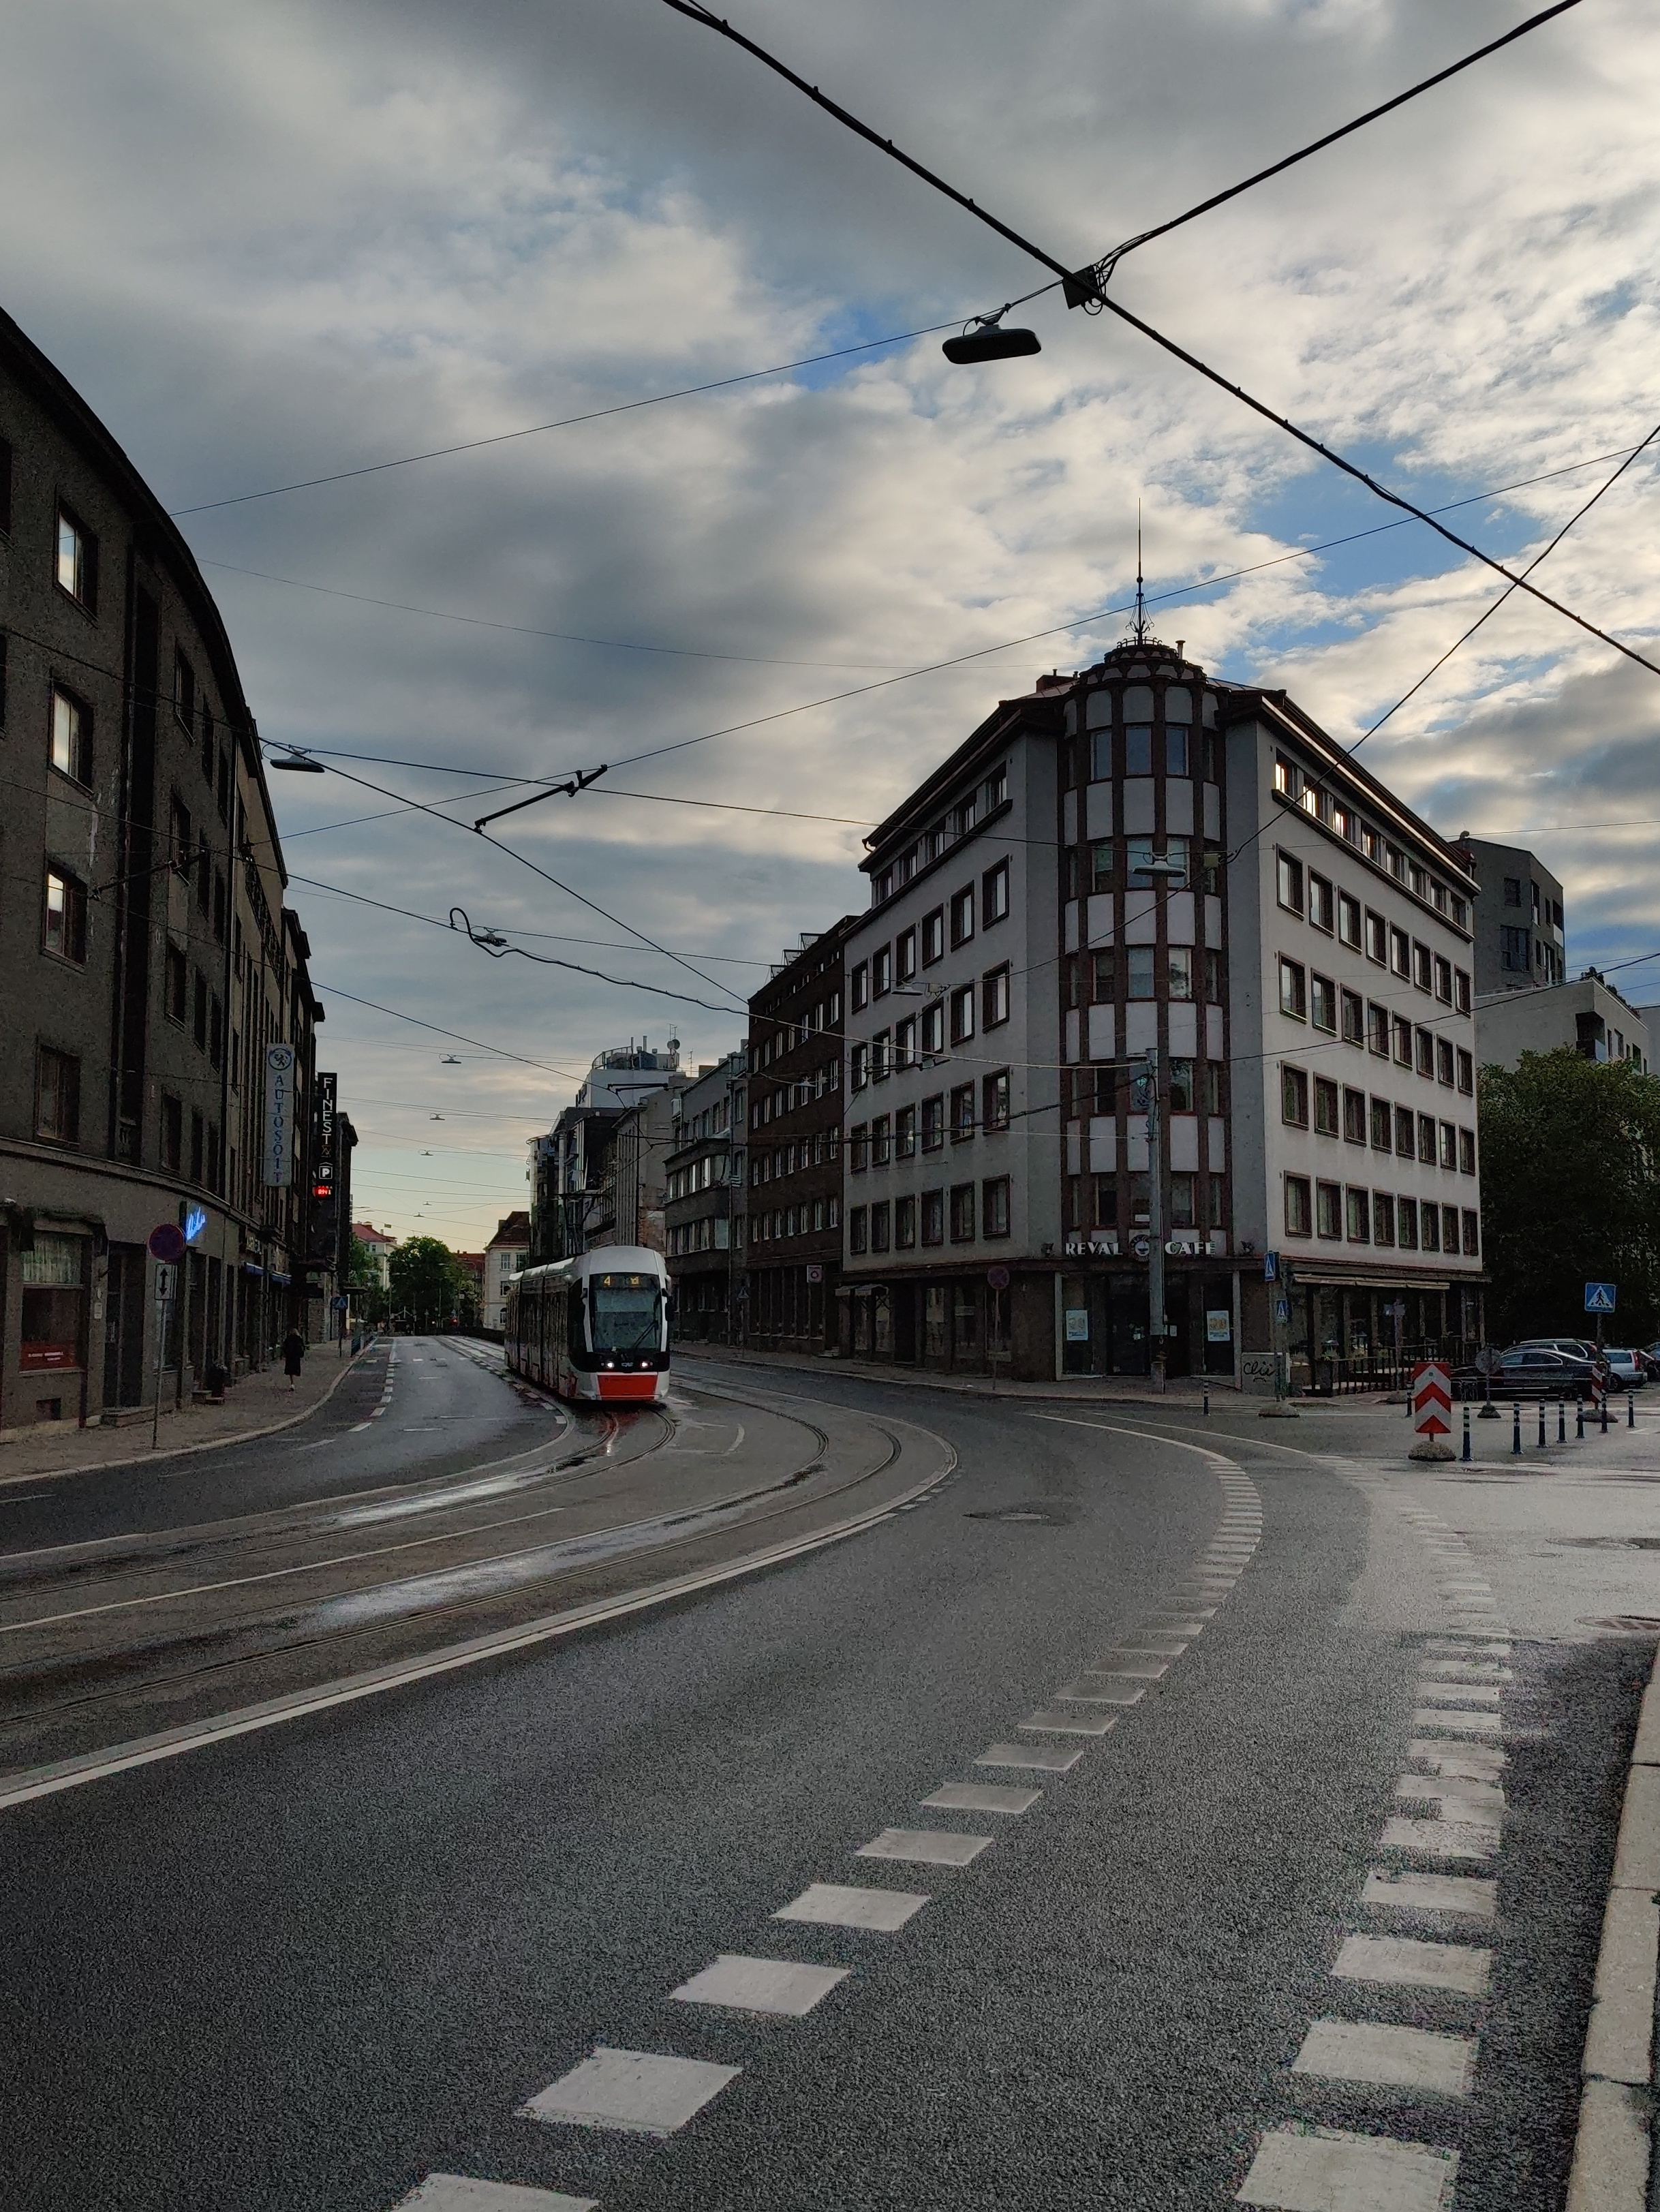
[1085,1657,1168,1680]
[1379,1816,1498,1860]
[1412,1708,1503,1739]
[1420,1661,1512,1680]
[1291,2018,1475,2097]
[772,1884,928,1931]
[976,1742,1083,1772]
[1018,1706,1119,1736]
[921,1782,1040,1815]
[857,1828,992,1867]
[519,2048,740,2136]
[1396,1778,1505,1819]
[1332,1933,1492,1996]
[669,1954,850,2017]
[1116,1640,1186,1659]
[392,2179,598,2211]
[1143,1611,1215,1628]
[1415,1683,1502,1706]
[1406,1740,1507,1781]
[1363,1870,1497,1920]
[1056,1680,1144,1706]
[1237,2125,1458,2211]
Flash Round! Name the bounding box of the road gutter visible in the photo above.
[1567,1644,1660,2211]
[0,1427,955,1814]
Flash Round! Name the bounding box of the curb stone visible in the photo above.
[1567,1645,1660,2211]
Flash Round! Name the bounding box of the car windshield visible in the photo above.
[589,1272,662,1354]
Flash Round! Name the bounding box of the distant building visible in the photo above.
[1477,971,1650,1073]
[351,1223,396,1289]
[747,923,857,1355]
[454,1250,486,1319]
[664,1052,748,1340]
[1454,836,1567,994]
[482,1210,530,1331]
[591,1088,686,1255]
[529,1043,683,1263]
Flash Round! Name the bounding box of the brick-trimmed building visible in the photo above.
[745,921,857,1354]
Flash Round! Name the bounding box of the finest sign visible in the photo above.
[264,1043,296,1187]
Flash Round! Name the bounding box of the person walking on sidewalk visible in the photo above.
[281,1325,306,1391]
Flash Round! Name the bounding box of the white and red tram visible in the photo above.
[503,1245,673,1404]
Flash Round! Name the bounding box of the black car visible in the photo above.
[1494,1346,1601,1399]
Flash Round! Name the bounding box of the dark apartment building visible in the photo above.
[0,302,331,1430]
[1454,835,1566,995]
[664,1051,746,1340]
[746,920,857,1353]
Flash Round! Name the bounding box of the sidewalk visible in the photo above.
[675,1340,1396,1412]
[0,1342,374,1487]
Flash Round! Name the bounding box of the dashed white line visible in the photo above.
[857,1828,992,1867]
[1379,1815,1500,1859]
[1407,1741,1506,1783]
[976,1741,1082,1772]
[1362,1869,1497,1920]
[669,1954,850,2017]
[1332,1933,1492,1997]
[1056,1680,1145,1707]
[921,1782,1039,1815]
[520,2048,740,2136]
[772,1884,927,1931]
[1291,2017,1476,2097]
[1238,2125,1458,2211]
[1018,1706,1119,1736]
[392,2180,598,2211]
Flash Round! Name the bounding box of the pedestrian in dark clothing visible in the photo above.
[282,1327,306,1389]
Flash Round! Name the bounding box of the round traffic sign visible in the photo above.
[148,1223,186,1263]
[986,1265,1011,1289]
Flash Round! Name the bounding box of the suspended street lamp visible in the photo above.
[942,307,1041,365]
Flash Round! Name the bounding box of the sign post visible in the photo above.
[1409,1359,1455,1461]
[147,1223,186,1449]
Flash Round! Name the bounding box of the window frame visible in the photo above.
[981,859,1011,927]
[43,865,88,965]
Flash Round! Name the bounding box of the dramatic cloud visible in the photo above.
[4,0,1657,1241]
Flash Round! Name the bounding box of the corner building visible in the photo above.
[841,634,1483,1386]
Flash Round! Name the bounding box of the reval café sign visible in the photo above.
[264,1042,296,1186]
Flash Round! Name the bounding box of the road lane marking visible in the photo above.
[772,1884,928,1931]
[1018,1706,1119,1736]
[1362,1870,1497,1919]
[1419,1659,1511,1680]
[1396,1777,1505,1819]
[1115,1640,1186,1659]
[1084,1657,1167,1679]
[1291,2018,1476,2096]
[856,1828,992,1867]
[521,2048,739,2136]
[392,2180,598,2211]
[1406,1739,1507,1781]
[1142,1612,1214,1629]
[921,1783,1039,1815]
[1379,1816,1498,1859]
[1332,1933,1492,1996]
[976,1742,1083,1772]
[1237,2125,1457,2210]
[669,1954,850,2016]
[1055,1680,1145,1706]
[1411,1708,1503,1738]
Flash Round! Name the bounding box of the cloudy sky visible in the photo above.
[5,0,1657,1248]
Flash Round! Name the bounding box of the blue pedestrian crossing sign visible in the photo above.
[1584,1281,1618,1314]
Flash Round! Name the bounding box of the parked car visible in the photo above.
[1493,1347,1601,1399]
[1604,1349,1647,1390]
[1517,1337,1613,1383]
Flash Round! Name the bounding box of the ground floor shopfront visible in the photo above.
[1272,1263,1484,1394]
[0,1141,313,1432]
[669,1253,739,1344]
[748,1261,840,1357]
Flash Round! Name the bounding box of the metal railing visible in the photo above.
[1306,1341,1480,1396]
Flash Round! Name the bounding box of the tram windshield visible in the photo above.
[588,1272,662,1355]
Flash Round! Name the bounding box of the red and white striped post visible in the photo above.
[1409,1359,1456,1462]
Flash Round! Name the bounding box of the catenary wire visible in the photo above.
[659,0,1660,683]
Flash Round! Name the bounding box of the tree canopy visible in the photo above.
[387,1236,474,1330]
[1479,1049,1660,1345]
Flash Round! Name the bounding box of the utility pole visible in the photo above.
[1143,1044,1166,1393]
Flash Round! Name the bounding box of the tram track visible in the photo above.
[0,1375,920,1780]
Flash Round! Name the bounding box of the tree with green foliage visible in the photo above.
[387,1235,473,1332]
[345,1235,389,1324]
[1479,1049,1660,1345]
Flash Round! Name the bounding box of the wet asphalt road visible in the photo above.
[1,1366,1644,2211]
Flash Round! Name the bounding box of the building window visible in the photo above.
[1457,1048,1474,1094]
[982,964,1011,1030]
[50,686,92,785]
[1310,974,1336,1032]
[921,1000,944,1056]
[55,505,97,611]
[1308,873,1334,933]
[1314,1077,1339,1136]
[848,1206,867,1255]
[849,1123,869,1172]
[870,1201,891,1253]
[35,1045,81,1143]
[950,1183,976,1241]
[894,1015,917,1069]
[193,972,209,1050]
[921,1188,944,1245]
[851,962,870,1011]
[921,1095,944,1152]
[1436,1037,1455,1086]
[1316,1181,1341,1239]
[895,1194,917,1248]
[44,867,87,963]
[1092,1174,1118,1229]
[950,885,977,948]
[896,1103,917,1158]
[1501,925,1529,972]
[174,647,196,730]
[896,927,917,983]
[983,1177,1011,1238]
[1090,841,1115,893]
[850,1042,869,1091]
[983,1069,1011,1131]
[870,1114,891,1167]
[951,1082,976,1141]
[872,944,892,998]
[1364,910,1387,964]
[1395,1105,1415,1156]
[1415,1028,1434,1079]
[1346,1187,1370,1242]
[983,859,1011,926]
[1279,958,1306,1019]
[1434,955,1453,1003]
[1458,1126,1476,1174]
[1126,947,1156,1000]
[1420,1201,1440,1252]
[1373,1193,1396,1246]
[1167,947,1194,1001]
[950,985,976,1045]
[1411,941,1432,992]
[1338,891,1362,948]
[1169,1173,1196,1229]
[1398,1197,1418,1248]
[1339,988,1364,1046]
[1393,1015,1414,1066]
[160,1092,183,1172]
[1342,1088,1366,1144]
[1126,726,1152,775]
[1367,1002,1389,1057]
[922,908,944,964]
[1285,1176,1312,1237]
[1503,876,1522,907]
[1439,1120,1458,1170]
[166,943,187,1022]
[1387,925,1409,978]
[1205,948,1225,1004]
[872,1028,891,1081]
[1091,949,1116,1000]
[1281,1066,1309,1127]
[1462,1209,1480,1255]
[1418,1111,1436,1164]
[1168,1058,1195,1113]
[1454,969,1471,1014]
[1370,1096,1392,1150]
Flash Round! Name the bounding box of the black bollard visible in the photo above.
[1511,1400,1522,1455]
[1558,1398,1567,1444]
[1601,1390,1610,1434]
[1461,1403,1471,1462]
[1630,1391,1637,1430]
[1203,1388,1210,1417]
[1537,1401,1546,1448]
[1577,1396,1585,1440]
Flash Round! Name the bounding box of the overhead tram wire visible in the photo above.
[657,0,1660,685]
